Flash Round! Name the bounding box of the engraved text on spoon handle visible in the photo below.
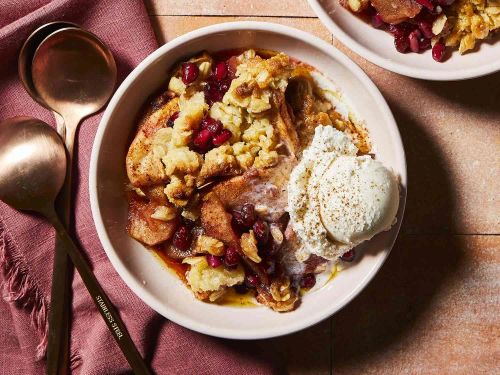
[45,208,152,375]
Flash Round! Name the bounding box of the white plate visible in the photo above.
[89,21,407,339]
[308,0,500,80]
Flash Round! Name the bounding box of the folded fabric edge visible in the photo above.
[0,218,48,360]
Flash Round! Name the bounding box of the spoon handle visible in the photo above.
[47,111,72,375]
[46,209,152,375]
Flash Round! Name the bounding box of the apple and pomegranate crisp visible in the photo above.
[125,49,370,312]
[341,0,499,61]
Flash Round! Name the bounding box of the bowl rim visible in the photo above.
[307,0,500,81]
[89,21,407,339]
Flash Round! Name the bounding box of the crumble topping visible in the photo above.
[435,0,500,54]
[183,256,245,295]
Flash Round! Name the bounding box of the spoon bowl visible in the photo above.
[0,117,65,211]
[32,27,117,122]
[18,22,79,109]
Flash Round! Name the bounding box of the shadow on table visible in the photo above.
[332,234,466,373]
[419,71,500,116]
[220,72,497,374]
[331,86,470,372]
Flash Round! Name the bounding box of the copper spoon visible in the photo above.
[18,21,78,138]
[31,26,116,167]
[18,22,79,375]
[30,27,117,374]
[0,117,151,375]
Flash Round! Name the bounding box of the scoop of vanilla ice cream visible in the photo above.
[288,125,399,262]
[319,155,399,245]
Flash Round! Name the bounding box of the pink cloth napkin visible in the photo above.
[0,1,280,374]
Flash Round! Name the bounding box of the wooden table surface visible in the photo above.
[145,1,500,373]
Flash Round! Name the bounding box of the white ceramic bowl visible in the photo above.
[89,21,407,339]
[308,0,500,80]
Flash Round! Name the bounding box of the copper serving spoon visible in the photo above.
[18,22,79,374]
[29,27,117,374]
[0,117,151,375]
[18,21,78,137]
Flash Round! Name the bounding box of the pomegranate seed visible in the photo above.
[253,220,269,244]
[219,80,231,94]
[389,23,415,38]
[232,211,246,229]
[240,203,256,227]
[182,62,199,85]
[394,35,409,53]
[371,13,385,29]
[173,226,191,251]
[300,274,316,289]
[183,63,199,83]
[340,249,356,262]
[432,41,446,62]
[200,117,223,134]
[212,129,232,146]
[207,120,223,135]
[204,70,233,106]
[166,111,179,127]
[419,38,431,51]
[204,79,225,105]
[409,30,421,53]
[414,0,434,10]
[234,284,248,294]
[415,8,438,23]
[193,129,212,152]
[214,61,228,82]
[224,245,240,267]
[387,24,398,35]
[418,21,434,39]
[245,274,259,288]
[200,117,212,130]
[206,254,223,268]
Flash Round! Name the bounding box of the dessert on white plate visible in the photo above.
[90,21,407,338]
[339,0,500,62]
[307,0,500,79]
[124,47,400,313]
